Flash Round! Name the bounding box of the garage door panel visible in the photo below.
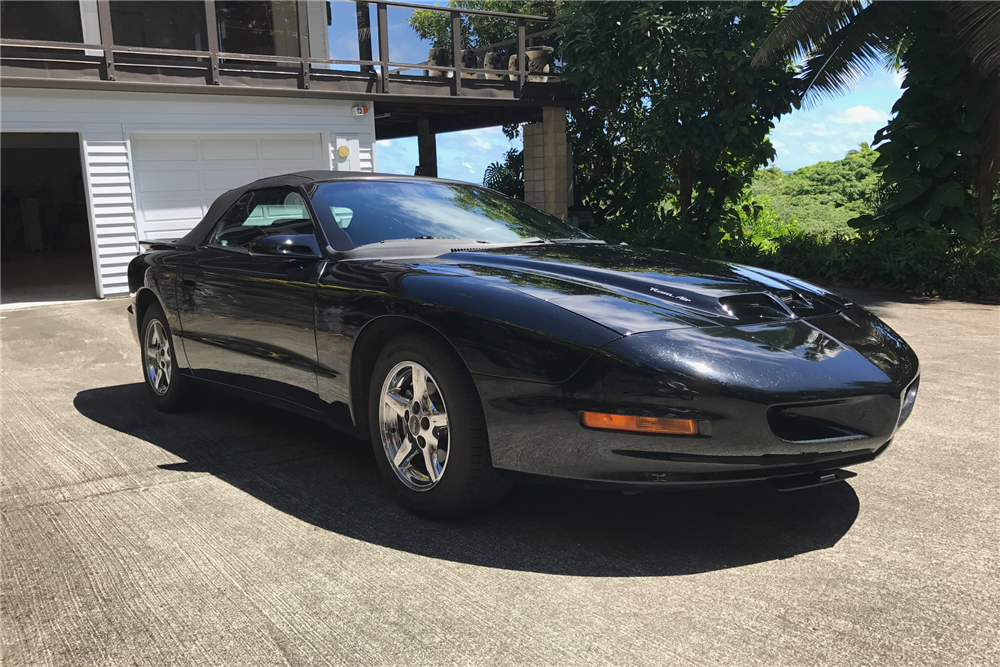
[139,201,206,224]
[200,139,260,161]
[133,139,198,162]
[203,167,262,191]
[261,138,318,160]
[136,169,203,193]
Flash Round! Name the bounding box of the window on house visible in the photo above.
[216,1,299,57]
[0,1,84,43]
[109,1,207,51]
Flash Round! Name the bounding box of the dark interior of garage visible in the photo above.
[1,132,95,306]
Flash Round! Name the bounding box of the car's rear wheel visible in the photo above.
[368,333,509,519]
[141,302,199,413]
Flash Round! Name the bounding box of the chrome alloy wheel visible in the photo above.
[379,360,450,491]
[144,319,172,396]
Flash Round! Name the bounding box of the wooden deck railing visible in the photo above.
[0,0,559,101]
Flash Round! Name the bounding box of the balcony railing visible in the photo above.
[0,0,564,102]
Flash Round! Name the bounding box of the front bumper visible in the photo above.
[475,373,907,489]
[475,307,919,489]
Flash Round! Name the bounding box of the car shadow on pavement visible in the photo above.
[75,383,860,577]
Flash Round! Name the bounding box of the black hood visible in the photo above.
[440,243,852,334]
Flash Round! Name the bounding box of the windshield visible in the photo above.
[309,180,594,248]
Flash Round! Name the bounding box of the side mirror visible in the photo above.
[249,234,322,258]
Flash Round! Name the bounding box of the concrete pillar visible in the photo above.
[522,106,568,220]
[417,119,437,177]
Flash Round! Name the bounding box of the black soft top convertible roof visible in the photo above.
[178,170,466,246]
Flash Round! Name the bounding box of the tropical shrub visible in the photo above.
[753,143,882,238]
[483,148,524,199]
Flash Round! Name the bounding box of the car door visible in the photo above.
[175,186,326,411]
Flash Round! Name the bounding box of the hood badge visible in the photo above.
[649,286,691,302]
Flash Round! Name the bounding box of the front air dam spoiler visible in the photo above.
[769,468,858,492]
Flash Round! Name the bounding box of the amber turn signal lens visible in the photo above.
[580,412,699,435]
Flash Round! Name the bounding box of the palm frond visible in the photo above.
[752,0,864,68]
[943,1,1000,78]
[937,2,1000,225]
[795,2,911,104]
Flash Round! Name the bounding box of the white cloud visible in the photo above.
[450,126,506,152]
[770,139,785,150]
[782,122,836,138]
[461,161,475,174]
[380,139,392,147]
[827,106,885,124]
[806,143,822,155]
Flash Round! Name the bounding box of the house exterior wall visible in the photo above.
[1,88,375,297]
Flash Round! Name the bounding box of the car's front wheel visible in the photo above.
[140,302,199,413]
[368,333,509,519]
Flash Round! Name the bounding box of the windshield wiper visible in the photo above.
[549,238,606,244]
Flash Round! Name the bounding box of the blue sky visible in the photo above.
[770,68,905,171]
[327,1,905,181]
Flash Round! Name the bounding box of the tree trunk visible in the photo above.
[676,149,693,226]
[974,79,1000,233]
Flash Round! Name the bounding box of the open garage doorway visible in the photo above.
[1,133,96,307]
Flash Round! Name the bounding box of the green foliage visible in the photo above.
[732,191,801,252]
[709,179,1000,298]
[859,23,991,244]
[596,147,1000,297]
[751,0,1000,299]
[556,1,799,242]
[716,225,1000,299]
[752,143,882,237]
[409,0,554,50]
[483,148,524,199]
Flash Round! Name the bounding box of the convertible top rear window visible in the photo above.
[309,180,591,249]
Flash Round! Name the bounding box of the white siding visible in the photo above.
[1,88,375,297]
[333,135,375,172]
[81,137,137,293]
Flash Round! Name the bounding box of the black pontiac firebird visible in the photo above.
[128,171,919,518]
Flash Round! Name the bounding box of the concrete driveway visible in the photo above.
[1,290,997,666]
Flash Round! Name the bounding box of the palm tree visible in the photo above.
[483,149,524,199]
[752,1,1000,230]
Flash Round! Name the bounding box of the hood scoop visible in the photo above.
[719,293,797,323]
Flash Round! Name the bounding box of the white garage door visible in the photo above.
[130,132,326,241]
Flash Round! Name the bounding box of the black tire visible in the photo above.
[368,332,510,519]
[140,302,200,413]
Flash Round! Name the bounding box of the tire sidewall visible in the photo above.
[368,335,482,515]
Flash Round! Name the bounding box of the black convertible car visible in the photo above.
[128,172,919,518]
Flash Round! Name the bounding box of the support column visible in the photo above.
[417,119,438,177]
[522,107,568,220]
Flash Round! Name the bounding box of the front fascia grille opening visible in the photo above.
[767,407,870,444]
